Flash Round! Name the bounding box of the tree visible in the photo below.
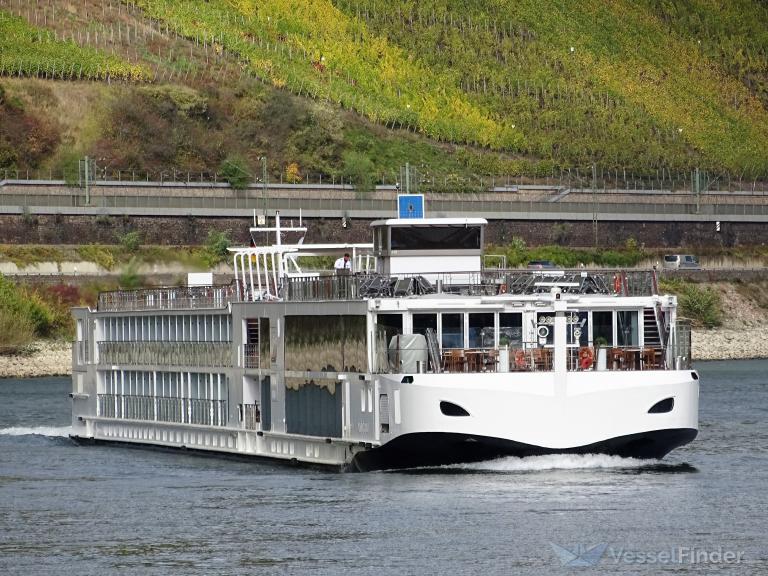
[220,155,251,190]
[343,150,375,195]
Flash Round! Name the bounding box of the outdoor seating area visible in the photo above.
[442,348,499,373]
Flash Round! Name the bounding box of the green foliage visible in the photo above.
[0,245,64,268]
[659,278,723,328]
[0,274,54,339]
[0,10,148,82]
[0,306,35,354]
[139,85,208,117]
[203,231,231,267]
[343,150,375,194]
[490,243,648,268]
[77,244,117,270]
[119,257,142,290]
[119,231,142,254]
[220,155,252,190]
[130,0,768,175]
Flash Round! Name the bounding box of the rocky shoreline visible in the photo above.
[0,330,763,379]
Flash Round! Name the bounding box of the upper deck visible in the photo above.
[95,268,659,312]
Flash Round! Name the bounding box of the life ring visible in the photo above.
[579,347,595,370]
[498,283,508,295]
[514,349,528,369]
[613,274,622,294]
[537,325,550,339]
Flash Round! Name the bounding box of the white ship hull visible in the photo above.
[350,369,698,471]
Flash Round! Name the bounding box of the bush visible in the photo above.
[0,307,35,354]
[119,231,141,253]
[343,150,375,195]
[220,155,251,190]
[77,244,116,270]
[119,257,141,290]
[660,279,723,328]
[678,284,723,328]
[0,274,54,337]
[203,231,231,267]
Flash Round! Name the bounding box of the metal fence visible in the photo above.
[97,283,239,312]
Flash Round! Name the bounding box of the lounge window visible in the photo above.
[441,313,463,349]
[618,311,639,346]
[593,311,613,346]
[499,313,523,347]
[412,313,437,337]
[468,313,494,348]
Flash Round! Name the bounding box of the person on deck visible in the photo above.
[334,253,352,272]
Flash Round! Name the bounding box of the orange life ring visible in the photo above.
[514,349,528,369]
[498,283,508,295]
[613,274,621,294]
[579,347,595,370]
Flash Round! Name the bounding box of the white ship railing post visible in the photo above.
[553,288,568,394]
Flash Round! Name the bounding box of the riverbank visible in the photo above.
[0,340,72,379]
[0,329,764,379]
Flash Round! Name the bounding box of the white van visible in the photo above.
[663,254,700,270]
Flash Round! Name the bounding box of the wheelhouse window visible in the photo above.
[390,225,481,251]
[468,313,494,348]
[441,313,463,349]
[499,313,523,347]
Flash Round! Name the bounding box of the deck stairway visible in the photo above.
[643,308,663,347]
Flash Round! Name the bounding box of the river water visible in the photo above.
[1,362,766,575]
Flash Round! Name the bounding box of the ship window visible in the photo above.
[568,312,588,346]
[441,313,463,349]
[468,313,494,348]
[390,225,481,251]
[412,313,437,337]
[593,311,613,346]
[618,311,639,346]
[499,313,523,347]
[536,313,555,346]
[377,313,403,348]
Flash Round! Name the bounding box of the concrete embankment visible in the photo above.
[0,340,72,379]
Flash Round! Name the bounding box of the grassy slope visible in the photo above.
[1,1,767,180]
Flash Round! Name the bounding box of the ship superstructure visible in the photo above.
[71,214,698,471]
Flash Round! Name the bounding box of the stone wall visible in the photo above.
[0,214,762,248]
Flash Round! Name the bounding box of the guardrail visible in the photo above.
[97,283,238,311]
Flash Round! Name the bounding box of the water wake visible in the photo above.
[450,453,653,472]
[0,426,72,438]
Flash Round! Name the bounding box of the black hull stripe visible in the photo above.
[347,428,698,472]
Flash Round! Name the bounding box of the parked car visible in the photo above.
[527,260,557,269]
[662,254,700,270]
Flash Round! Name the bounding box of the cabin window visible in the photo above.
[412,313,437,337]
[499,313,523,347]
[592,311,614,346]
[468,313,494,348]
[390,225,481,251]
[617,311,639,346]
[441,313,463,349]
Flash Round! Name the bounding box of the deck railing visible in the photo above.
[98,341,232,368]
[282,269,660,302]
[243,344,260,369]
[97,283,239,312]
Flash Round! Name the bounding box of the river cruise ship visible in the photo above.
[70,214,698,471]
